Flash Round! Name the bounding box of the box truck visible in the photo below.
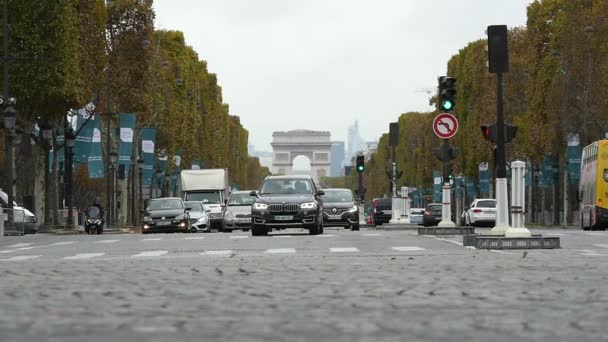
[180,169,229,231]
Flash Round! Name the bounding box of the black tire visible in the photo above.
[351,224,360,231]
[308,222,321,235]
[252,224,268,236]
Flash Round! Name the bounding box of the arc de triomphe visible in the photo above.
[271,130,331,184]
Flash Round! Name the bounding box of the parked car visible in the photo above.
[372,198,392,225]
[320,188,359,231]
[408,208,425,225]
[142,197,191,234]
[463,199,496,227]
[422,203,442,227]
[184,201,210,232]
[222,191,255,232]
[250,175,324,236]
[1,189,38,235]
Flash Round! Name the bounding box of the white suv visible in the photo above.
[464,199,496,227]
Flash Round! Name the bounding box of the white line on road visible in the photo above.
[316,234,336,237]
[593,244,608,249]
[142,238,162,241]
[329,247,359,253]
[49,241,76,246]
[3,255,41,261]
[230,236,249,239]
[392,246,426,251]
[95,239,120,244]
[434,237,464,246]
[363,233,382,236]
[585,232,606,236]
[132,251,168,257]
[489,250,513,254]
[265,248,296,254]
[270,235,292,238]
[6,243,34,248]
[184,236,206,240]
[580,252,608,257]
[63,253,105,260]
[201,250,233,255]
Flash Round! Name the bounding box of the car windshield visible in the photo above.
[410,209,425,215]
[476,200,496,208]
[147,199,183,211]
[321,190,353,203]
[428,205,442,212]
[187,192,221,204]
[260,179,314,195]
[228,194,256,206]
[184,202,204,213]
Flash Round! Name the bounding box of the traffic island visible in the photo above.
[463,234,560,249]
[418,226,475,235]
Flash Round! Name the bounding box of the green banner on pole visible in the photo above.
[118,113,136,174]
[141,128,156,186]
[87,115,104,179]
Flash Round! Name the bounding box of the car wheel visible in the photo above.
[308,222,321,235]
[252,224,268,236]
[351,223,360,231]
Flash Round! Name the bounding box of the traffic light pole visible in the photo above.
[491,72,510,234]
[438,138,455,228]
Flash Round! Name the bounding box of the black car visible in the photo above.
[142,197,191,234]
[422,203,442,227]
[250,175,324,236]
[372,198,392,225]
[321,188,359,230]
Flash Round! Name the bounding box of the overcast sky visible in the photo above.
[154,0,534,151]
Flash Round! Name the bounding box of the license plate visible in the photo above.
[237,218,251,223]
[157,221,170,226]
[328,215,342,220]
[274,215,293,221]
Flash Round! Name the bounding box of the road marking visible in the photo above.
[316,234,336,237]
[580,252,608,257]
[96,239,120,244]
[265,248,296,254]
[363,233,382,236]
[201,250,233,255]
[585,232,605,236]
[49,241,76,246]
[593,244,608,249]
[271,235,292,238]
[64,253,105,260]
[0,250,18,254]
[142,238,162,241]
[392,246,426,251]
[132,251,168,257]
[184,236,206,240]
[546,233,565,236]
[6,243,34,248]
[489,250,513,254]
[329,247,359,253]
[576,249,597,253]
[4,255,41,261]
[230,236,249,239]
[15,247,37,250]
[434,237,463,246]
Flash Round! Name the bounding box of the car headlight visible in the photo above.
[224,211,234,219]
[197,216,208,223]
[253,203,268,210]
[144,216,151,222]
[300,202,317,209]
[348,206,358,213]
[175,214,187,221]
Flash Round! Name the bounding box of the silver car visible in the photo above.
[408,208,425,225]
[222,191,255,232]
[185,201,210,232]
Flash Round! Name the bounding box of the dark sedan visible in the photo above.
[142,197,191,234]
[422,203,442,227]
[321,188,359,230]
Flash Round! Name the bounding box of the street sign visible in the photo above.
[433,113,458,139]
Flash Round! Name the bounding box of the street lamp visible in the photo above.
[137,156,145,225]
[109,151,118,226]
[3,97,17,232]
[65,125,76,227]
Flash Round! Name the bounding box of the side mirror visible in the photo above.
[249,191,257,197]
[317,190,325,196]
[186,207,192,211]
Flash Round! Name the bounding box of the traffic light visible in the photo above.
[448,165,454,181]
[481,124,497,143]
[438,76,456,112]
[356,155,365,173]
[505,124,518,143]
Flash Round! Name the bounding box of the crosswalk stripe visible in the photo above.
[329,247,359,253]
[4,255,41,261]
[184,236,206,240]
[6,243,34,248]
[363,233,382,236]
[142,238,162,241]
[132,251,168,257]
[96,240,120,244]
[50,241,75,246]
[316,234,336,237]
[230,236,249,239]
[265,248,296,254]
[271,235,292,238]
[201,250,233,255]
[593,244,608,249]
[64,253,105,260]
[392,246,426,251]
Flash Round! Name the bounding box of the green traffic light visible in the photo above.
[357,166,364,171]
[441,100,453,111]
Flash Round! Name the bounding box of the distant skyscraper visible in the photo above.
[330,141,345,177]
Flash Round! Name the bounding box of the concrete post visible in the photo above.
[490,178,510,235]
[505,161,531,237]
[0,210,4,238]
[401,186,410,223]
[438,183,455,227]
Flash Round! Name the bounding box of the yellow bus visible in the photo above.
[579,140,608,230]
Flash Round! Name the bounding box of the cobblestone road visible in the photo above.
[1,228,607,341]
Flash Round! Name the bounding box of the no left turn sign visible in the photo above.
[433,113,459,139]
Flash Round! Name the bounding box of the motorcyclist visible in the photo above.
[86,197,105,232]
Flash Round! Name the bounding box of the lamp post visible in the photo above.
[137,156,144,225]
[40,121,53,226]
[109,151,118,226]
[65,122,76,227]
[2,97,17,230]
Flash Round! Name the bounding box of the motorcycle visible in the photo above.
[85,206,104,235]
